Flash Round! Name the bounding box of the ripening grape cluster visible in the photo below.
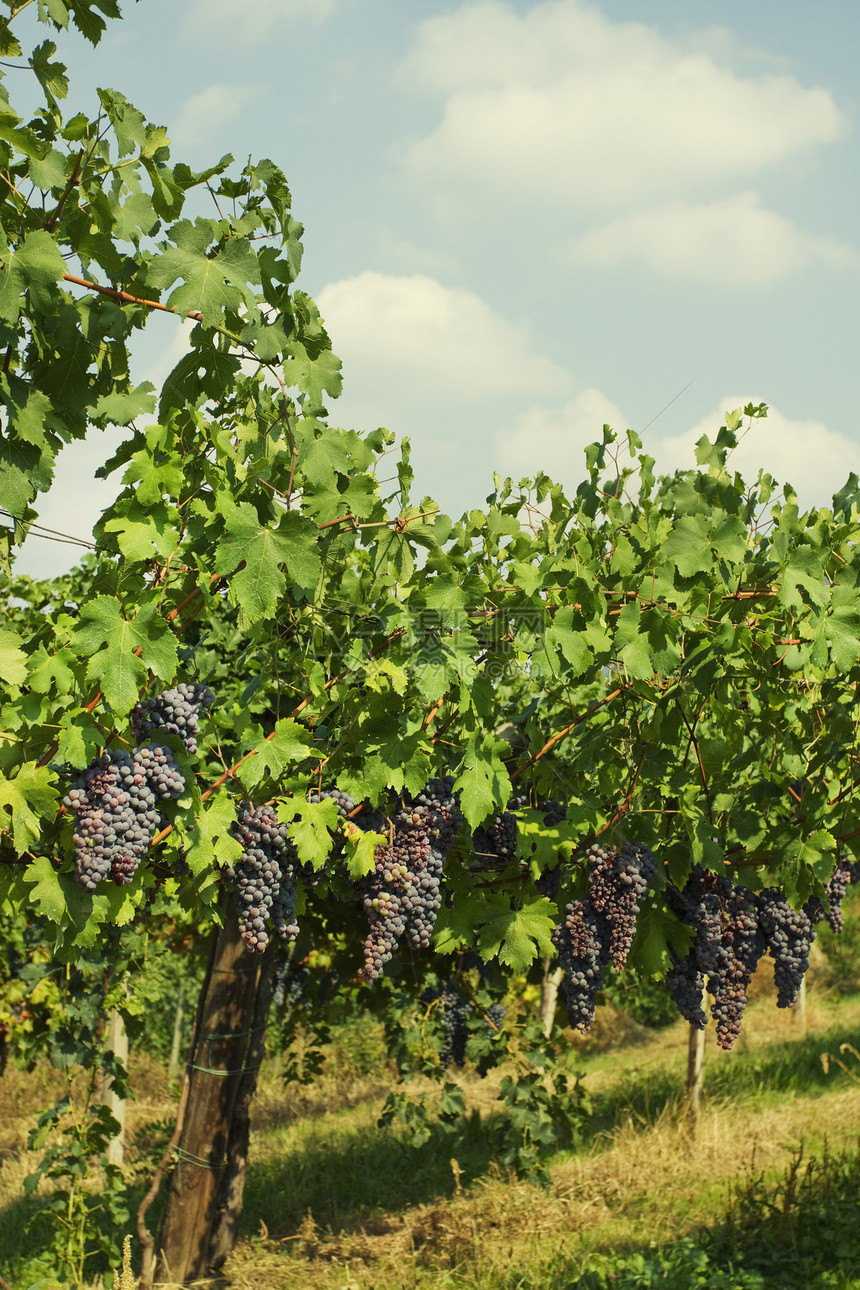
[552,841,656,1034]
[272,958,309,1010]
[228,802,300,953]
[665,862,860,1049]
[485,1002,506,1036]
[588,842,656,970]
[440,985,471,1068]
[309,788,357,818]
[472,795,566,873]
[63,751,160,890]
[358,776,462,981]
[665,867,722,1029]
[419,978,472,1067]
[63,685,212,890]
[707,881,768,1049]
[814,859,860,933]
[132,682,214,754]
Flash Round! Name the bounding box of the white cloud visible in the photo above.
[11,432,132,581]
[495,388,627,484]
[317,271,569,401]
[493,392,860,512]
[569,194,860,283]
[13,327,196,581]
[397,0,846,208]
[659,399,859,509]
[172,83,261,149]
[184,0,334,46]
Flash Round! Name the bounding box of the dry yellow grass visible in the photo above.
[2,980,859,1290]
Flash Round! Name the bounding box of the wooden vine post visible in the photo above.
[685,1010,706,1132]
[149,900,271,1285]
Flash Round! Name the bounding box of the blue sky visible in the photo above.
[13,0,860,577]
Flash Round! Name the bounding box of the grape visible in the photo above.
[536,866,561,901]
[665,867,722,1027]
[485,1002,506,1036]
[587,841,656,970]
[309,788,356,819]
[132,682,214,755]
[508,794,566,828]
[537,798,566,828]
[488,811,518,857]
[552,899,610,1034]
[357,844,408,980]
[757,887,816,1009]
[357,777,462,981]
[666,869,767,1047]
[63,750,160,889]
[550,841,656,1034]
[665,952,707,1028]
[821,860,859,934]
[472,809,518,869]
[707,879,768,1049]
[229,802,299,953]
[439,986,471,1068]
[460,947,491,980]
[420,977,471,1066]
[272,958,309,1009]
[133,742,185,801]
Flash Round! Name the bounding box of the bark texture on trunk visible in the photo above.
[207,947,275,1271]
[685,1013,706,1132]
[154,907,268,1285]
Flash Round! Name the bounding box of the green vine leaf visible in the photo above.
[214,503,321,623]
[454,732,511,829]
[72,596,178,714]
[478,894,557,973]
[236,719,322,793]
[0,628,28,688]
[1,764,59,852]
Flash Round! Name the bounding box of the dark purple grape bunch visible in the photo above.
[229,802,300,953]
[707,878,768,1049]
[359,843,409,980]
[812,859,860,934]
[757,887,816,1010]
[485,1002,506,1037]
[473,810,518,866]
[587,842,657,971]
[357,776,462,981]
[63,750,160,889]
[665,866,723,1029]
[552,899,610,1034]
[665,868,829,1048]
[64,680,215,891]
[414,776,463,852]
[439,985,472,1068]
[132,682,214,755]
[551,840,656,1035]
[666,869,768,1048]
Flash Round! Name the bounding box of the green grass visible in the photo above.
[3,985,860,1288]
[217,996,860,1290]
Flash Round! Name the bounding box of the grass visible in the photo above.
[2,967,860,1288]
[224,979,860,1289]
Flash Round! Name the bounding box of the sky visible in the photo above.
[10,0,860,578]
